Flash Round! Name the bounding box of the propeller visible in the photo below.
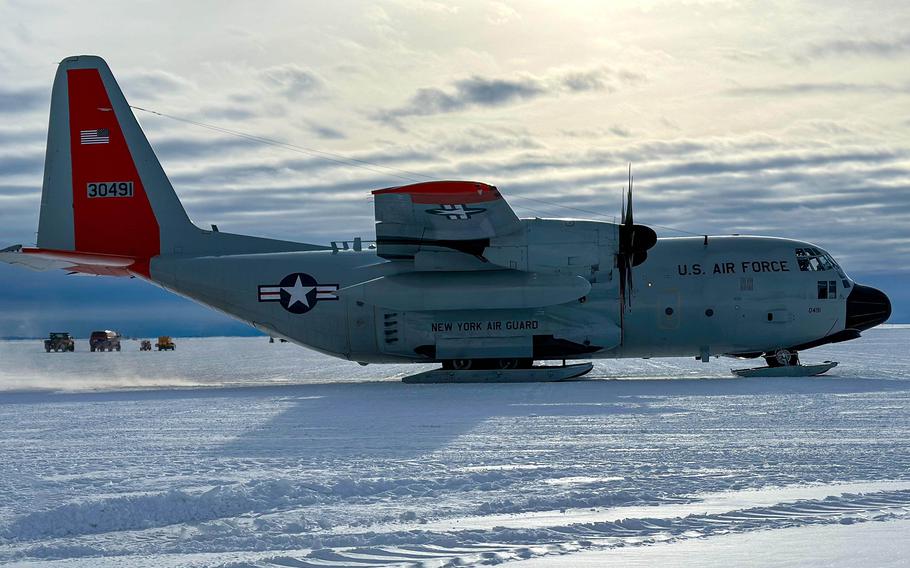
[617,164,657,306]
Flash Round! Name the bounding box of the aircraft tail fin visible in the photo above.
[29,55,325,277]
[38,55,197,267]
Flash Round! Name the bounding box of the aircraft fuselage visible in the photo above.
[149,227,867,364]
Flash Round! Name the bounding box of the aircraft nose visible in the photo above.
[846,284,892,331]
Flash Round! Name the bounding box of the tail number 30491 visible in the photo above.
[87,181,134,198]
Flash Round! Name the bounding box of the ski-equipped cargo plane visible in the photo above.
[0,56,892,380]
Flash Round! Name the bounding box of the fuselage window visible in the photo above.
[817,280,837,299]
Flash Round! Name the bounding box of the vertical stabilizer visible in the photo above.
[37,55,196,259]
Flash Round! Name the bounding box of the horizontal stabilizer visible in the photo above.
[0,244,140,276]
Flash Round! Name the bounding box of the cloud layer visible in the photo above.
[375,67,644,124]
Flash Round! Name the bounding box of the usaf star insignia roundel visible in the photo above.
[258,273,339,314]
[425,204,486,220]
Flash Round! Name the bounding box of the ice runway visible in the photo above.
[1,328,909,566]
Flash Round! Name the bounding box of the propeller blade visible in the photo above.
[626,164,633,227]
[615,163,657,306]
[621,188,627,226]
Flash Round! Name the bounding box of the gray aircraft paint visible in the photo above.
[36,60,75,251]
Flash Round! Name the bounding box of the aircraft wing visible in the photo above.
[372,181,522,260]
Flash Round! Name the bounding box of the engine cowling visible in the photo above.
[484,218,619,282]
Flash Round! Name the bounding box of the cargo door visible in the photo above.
[347,300,377,359]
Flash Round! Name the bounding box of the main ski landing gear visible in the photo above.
[440,358,534,371]
[732,349,838,377]
[405,360,593,384]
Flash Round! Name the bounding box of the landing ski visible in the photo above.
[732,361,838,378]
[402,362,594,384]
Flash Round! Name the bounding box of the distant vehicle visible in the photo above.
[139,339,152,351]
[44,332,74,353]
[156,336,176,351]
[90,330,121,352]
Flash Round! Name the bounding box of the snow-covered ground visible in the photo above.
[1,327,909,567]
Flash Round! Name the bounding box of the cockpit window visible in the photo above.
[795,247,851,288]
[795,247,833,271]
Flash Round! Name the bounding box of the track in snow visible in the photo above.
[1,327,909,566]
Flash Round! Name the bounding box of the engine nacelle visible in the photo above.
[485,218,619,282]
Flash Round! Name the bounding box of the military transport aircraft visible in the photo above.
[0,55,892,381]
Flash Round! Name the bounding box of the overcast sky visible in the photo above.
[1,0,908,336]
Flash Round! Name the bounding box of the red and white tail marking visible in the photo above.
[67,68,160,266]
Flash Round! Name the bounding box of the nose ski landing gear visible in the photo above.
[732,349,838,377]
[403,361,594,384]
[767,349,800,368]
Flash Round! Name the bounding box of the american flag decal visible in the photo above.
[80,128,110,145]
